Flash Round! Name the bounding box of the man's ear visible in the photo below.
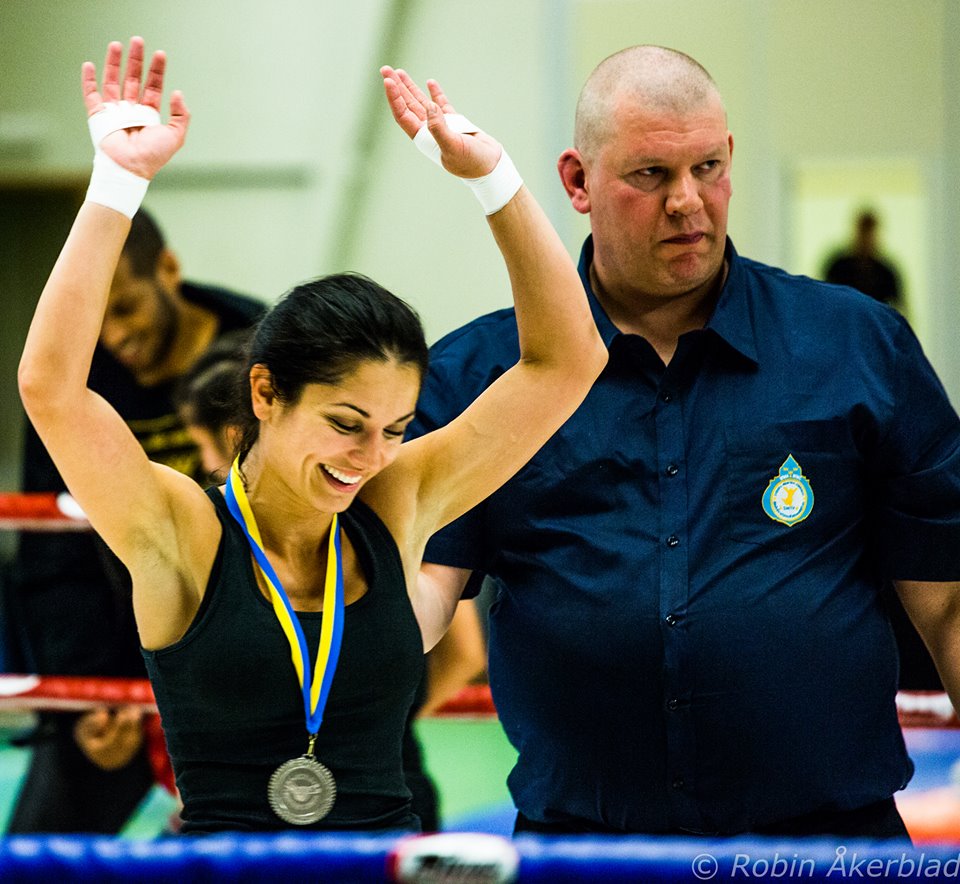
[727,132,734,196]
[155,247,182,296]
[223,423,242,453]
[249,364,276,421]
[558,149,591,215]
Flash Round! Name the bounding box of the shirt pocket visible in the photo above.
[722,418,864,547]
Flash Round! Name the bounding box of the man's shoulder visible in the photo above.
[181,280,265,327]
[732,250,909,359]
[418,309,520,413]
[737,252,895,316]
[430,307,519,356]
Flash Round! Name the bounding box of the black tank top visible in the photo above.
[142,488,425,832]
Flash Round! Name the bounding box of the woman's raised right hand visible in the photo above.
[82,36,190,180]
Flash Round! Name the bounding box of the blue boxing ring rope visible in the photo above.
[2,832,960,882]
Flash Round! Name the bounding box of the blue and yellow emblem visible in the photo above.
[762,454,814,527]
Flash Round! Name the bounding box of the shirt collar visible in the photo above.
[577,235,759,366]
[576,236,622,348]
[705,239,759,366]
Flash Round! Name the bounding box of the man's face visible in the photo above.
[100,252,179,380]
[579,95,733,301]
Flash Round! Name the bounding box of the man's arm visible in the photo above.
[895,580,960,712]
[419,596,486,715]
[415,564,473,652]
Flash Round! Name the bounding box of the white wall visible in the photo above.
[330,0,571,342]
[0,0,394,301]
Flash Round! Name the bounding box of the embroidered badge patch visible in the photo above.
[762,454,814,526]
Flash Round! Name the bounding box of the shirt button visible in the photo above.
[666,535,680,548]
[667,698,680,711]
[664,613,680,627]
[672,778,685,790]
[665,463,679,477]
[660,391,674,403]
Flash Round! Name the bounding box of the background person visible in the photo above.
[410,44,960,839]
[823,208,904,309]
[173,329,253,483]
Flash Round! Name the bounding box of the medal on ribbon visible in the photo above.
[225,459,343,825]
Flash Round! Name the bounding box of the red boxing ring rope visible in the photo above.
[0,493,90,532]
[0,673,954,804]
[0,676,954,726]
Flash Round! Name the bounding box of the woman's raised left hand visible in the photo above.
[381,66,502,179]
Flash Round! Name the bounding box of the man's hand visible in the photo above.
[73,705,145,771]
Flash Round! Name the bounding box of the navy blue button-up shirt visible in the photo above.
[409,237,960,834]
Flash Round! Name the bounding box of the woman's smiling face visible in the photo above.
[255,357,422,511]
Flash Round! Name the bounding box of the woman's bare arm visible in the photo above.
[365,71,605,639]
[18,39,217,648]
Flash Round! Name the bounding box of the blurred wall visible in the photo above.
[1,0,958,501]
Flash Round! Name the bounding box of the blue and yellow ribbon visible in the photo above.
[224,459,344,736]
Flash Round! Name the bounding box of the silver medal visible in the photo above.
[268,755,337,825]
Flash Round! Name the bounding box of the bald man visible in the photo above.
[409,46,960,838]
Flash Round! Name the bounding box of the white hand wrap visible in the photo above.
[413,113,478,166]
[85,101,156,218]
[462,151,523,216]
[414,112,523,216]
[88,100,160,144]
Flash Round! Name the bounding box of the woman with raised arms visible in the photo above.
[18,37,606,832]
